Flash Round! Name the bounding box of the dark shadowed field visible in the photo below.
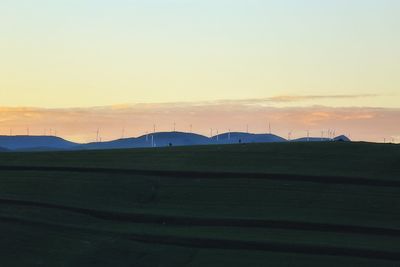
[0,142,399,266]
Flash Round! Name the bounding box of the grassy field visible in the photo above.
[0,142,399,266]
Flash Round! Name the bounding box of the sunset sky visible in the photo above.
[0,0,399,142]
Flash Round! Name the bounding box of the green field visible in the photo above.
[0,142,399,266]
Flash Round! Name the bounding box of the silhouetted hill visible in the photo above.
[143,132,211,147]
[294,135,351,142]
[0,136,77,150]
[0,133,352,151]
[212,132,287,144]
[294,137,332,142]
[334,135,351,142]
[79,132,211,150]
[78,138,140,150]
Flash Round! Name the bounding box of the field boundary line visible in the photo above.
[0,165,399,187]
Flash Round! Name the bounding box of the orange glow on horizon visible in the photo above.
[0,103,398,144]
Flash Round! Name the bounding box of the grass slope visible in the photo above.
[0,142,399,266]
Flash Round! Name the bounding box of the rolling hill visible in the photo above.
[79,132,211,150]
[212,132,286,144]
[0,136,78,151]
[294,135,351,142]
[0,132,351,151]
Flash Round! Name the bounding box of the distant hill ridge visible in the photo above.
[0,132,351,151]
[0,135,77,150]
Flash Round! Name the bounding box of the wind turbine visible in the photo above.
[269,122,271,134]
[307,130,310,142]
[190,124,192,133]
[228,129,231,140]
[96,128,99,142]
[216,129,219,141]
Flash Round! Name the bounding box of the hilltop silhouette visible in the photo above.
[0,132,351,151]
[211,132,286,144]
[294,135,351,142]
[0,136,76,151]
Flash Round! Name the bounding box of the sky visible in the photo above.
[0,0,399,142]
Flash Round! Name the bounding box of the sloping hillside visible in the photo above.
[0,136,77,150]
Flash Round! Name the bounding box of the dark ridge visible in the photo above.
[0,215,399,261]
[0,165,399,187]
[0,133,352,151]
[1,198,399,237]
[0,135,77,150]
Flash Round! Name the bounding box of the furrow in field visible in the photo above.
[1,197,399,237]
[1,215,399,262]
[0,165,399,187]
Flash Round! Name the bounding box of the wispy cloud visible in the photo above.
[211,94,380,105]
[265,94,380,102]
[92,94,382,109]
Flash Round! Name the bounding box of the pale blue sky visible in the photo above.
[0,0,399,108]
